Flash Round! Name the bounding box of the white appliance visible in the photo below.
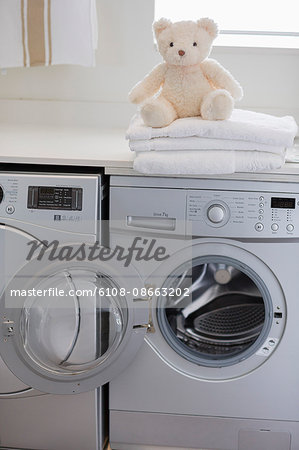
[0,169,148,450]
[109,175,299,450]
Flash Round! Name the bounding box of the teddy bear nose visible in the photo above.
[178,50,185,56]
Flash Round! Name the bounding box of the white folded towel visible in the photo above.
[0,0,98,68]
[130,136,285,155]
[133,150,285,175]
[127,109,298,148]
[285,144,299,163]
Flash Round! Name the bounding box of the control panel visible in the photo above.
[187,190,299,238]
[28,186,82,210]
[0,173,100,235]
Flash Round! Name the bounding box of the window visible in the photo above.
[155,0,299,49]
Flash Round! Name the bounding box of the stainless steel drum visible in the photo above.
[158,257,270,367]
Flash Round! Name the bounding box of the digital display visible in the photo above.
[40,187,55,195]
[271,197,296,209]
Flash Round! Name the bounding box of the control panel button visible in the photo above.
[255,222,264,232]
[259,209,264,214]
[286,224,294,232]
[259,196,264,201]
[6,205,15,214]
[258,215,263,220]
[271,223,279,231]
[259,203,264,208]
[207,205,225,223]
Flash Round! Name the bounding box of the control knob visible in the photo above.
[207,204,225,223]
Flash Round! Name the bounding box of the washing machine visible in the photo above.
[109,175,299,450]
[0,169,148,450]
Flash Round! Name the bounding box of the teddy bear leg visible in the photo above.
[141,96,178,128]
[201,89,234,120]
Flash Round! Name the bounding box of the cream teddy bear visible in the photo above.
[129,18,243,128]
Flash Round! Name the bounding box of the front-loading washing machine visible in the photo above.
[0,169,149,450]
[108,175,299,450]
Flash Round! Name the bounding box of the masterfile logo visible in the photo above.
[26,238,170,268]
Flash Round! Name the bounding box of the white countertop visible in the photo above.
[0,124,134,168]
[0,123,299,180]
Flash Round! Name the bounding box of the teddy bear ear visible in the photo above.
[153,18,172,38]
[197,17,218,39]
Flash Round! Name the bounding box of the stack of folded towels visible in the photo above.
[126,109,298,175]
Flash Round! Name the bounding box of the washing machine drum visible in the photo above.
[158,257,272,367]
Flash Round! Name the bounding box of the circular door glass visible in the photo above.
[20,268,127,375]
[157,255,273,367]
[0,239,148,394]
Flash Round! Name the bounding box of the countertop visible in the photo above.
[0,124,134,168]
[0,123,299,181]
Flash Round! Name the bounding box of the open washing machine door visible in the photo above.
[148,240,286,380]
[0,226,148,395]
[0,224,47,398]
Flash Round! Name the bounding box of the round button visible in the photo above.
[271,223,279,231]
[6,205,15,214]
[286,224,294,232]
[258,215,263,221]
[259,196,264,202]
[207,205,225,223]
[259,209,264,214]
[259,203,264,208]
[255,222,264,232]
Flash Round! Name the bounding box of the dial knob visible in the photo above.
[207,205,225,223]
[0,186,3,204]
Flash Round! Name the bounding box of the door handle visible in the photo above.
[126,216,176,231]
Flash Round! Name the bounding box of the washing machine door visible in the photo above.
[0,224,47,398]
[149,240,286,380]
[0,233,148,395]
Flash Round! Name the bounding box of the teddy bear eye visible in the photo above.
[193,42,197,46]
[169,42,174,47]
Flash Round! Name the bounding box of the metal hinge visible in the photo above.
[133,284,156,333]
[145,284,155,333]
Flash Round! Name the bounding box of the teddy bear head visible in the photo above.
[153,17,218,66]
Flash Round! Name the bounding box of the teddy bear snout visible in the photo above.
[178,50,185,56]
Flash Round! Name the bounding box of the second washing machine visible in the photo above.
[108,175,299,450]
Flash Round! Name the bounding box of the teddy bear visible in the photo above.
[129,17,243,128]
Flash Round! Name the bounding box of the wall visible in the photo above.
[0,0,298,127]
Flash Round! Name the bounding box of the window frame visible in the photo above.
[154,0,299,51]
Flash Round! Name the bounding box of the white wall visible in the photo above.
[0,0,298,127]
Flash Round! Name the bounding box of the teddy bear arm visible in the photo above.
[201,59,243,101]
[128,63,167,104]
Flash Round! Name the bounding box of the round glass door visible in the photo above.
[0,244,148,394]
[21,269,126,376]
[149,242,286,380]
